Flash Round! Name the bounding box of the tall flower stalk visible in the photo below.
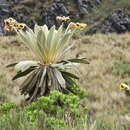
[5,17,88,102]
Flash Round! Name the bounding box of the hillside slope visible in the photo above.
[0,34,130,121]
[83,0,130,25]
[0,0,101,35]
[83,0,130,33]
[1,0,130,35]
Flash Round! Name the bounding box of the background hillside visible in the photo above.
[0,0,130,35]
[0,0,130,129]
[0,34,130,128]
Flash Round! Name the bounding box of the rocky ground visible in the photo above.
[0,0,130,35]
[86,9,130,34]
[0,0,101,35]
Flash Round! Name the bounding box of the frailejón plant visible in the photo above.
[5,17,88,102]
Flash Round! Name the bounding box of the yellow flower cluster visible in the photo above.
[56,16,70,22]
[68,22,87,30]
[4,17,26,32]
[119,83,130,91]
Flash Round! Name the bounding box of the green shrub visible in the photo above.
[68,84,89,99]
[120,109,130,115]
[25,90,87,123]
[46,117,65,130]
[0,88,88,130]
[0,102,17,112]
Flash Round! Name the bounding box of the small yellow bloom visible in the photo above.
[4,17,26,32]
[4,19,10,26]
[119,83,130,91]
[56,16,70,22]
[68,22,77,30]
[4,26,10,32]
[68,22,87,30]
[4,17,17,26]
[15,23,26,30]
[75,22,87,30]
[8,17,17,23]
[4,25,15,32]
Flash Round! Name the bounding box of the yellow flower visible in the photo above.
[56,16,70,22]
[8,17,17,23]
[68,22,77,30]
[4,26,10,32]
[4,17,17,26]
[15,23,26,30]
[119,83,130,91]
[4,17,26,32]
[68,22,87,30]
[4,25,15,32]
[4,19,10,26]
[75,23,87,30]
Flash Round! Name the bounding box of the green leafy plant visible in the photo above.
[0,102,17,112]
[0,89,87,129]
[120,108,130,115]
[45,117,65,130]
[6,18,89,102]
[25,90,87,123]
[68,84,89,99]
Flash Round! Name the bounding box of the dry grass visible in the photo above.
[0,36,36,103]
[0,33,130,121]
[70,33,130,121]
